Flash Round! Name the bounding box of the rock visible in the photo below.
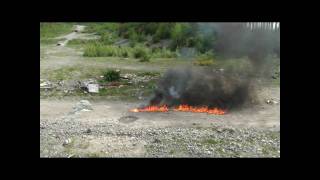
[265,98,279,105]
[153,138,161,143]
[85,128,92,134]
[72,100,93,113]
[40,82,49,87]
[63,138,72,146]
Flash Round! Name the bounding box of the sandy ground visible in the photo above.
[40,92,279,131]
[40,25,280,157]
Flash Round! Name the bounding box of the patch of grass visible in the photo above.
[133,45,149,59]
[83,44,134,58]
[48,67,79,81]
[136,71,160,77]
[40,23,74,40]
[151,48,177,58]
[193,59,214,66]
[169,149,175,154]
[201,139,219,145]
[86,152,105,157]
[103,70,120,82]
[67,39,99,46]
[139,54,150,62]
[95,79,157,100]
[193,51,215,66]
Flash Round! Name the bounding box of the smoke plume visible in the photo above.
[148,23,280,110]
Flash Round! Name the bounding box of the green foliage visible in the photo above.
[151,48,177,58]
[193,51,215,66]
[40,23,74,40]
[133,45,149,59]
[195,33,216,53]
[83,44,132,57]
[153,23,174,41]
[103,70,120,82]
[139,53,150,62]
[84,23,119,35]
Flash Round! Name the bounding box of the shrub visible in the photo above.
[133,46,149,59]
[103,70,120,82]
[83,44,132,57]
[139,54,150,62]
[83,44,99,57]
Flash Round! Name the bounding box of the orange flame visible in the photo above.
[174,104,226,115]
[130,104,226,115]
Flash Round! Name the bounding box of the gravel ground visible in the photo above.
[40,108,279,158]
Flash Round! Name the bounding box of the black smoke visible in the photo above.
[149,67,254,109]
[148,23,279,110]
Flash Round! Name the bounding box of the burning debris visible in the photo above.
[130,104,226,115]
[148,67,254,110]
[174,104,226,115]
[129,66,255,115]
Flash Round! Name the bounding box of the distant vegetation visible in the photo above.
[40,23,74,39]
[40,22,280,70]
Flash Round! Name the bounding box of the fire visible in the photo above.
[174,104,226,115]
[130,105,169,112]
[130,104,226,115]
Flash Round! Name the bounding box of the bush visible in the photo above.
[139,54,150,62]
[103,70,120,82]
[133,46,149,59]
[83,44,132,58]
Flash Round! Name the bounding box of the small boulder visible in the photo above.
[72,100,93,113]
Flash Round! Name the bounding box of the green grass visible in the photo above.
[103,70,120,82]
[137,71,160,77]
[46,67,80,81]
[67,39,99,46]
[41,67,159,100]
[96,79,157,99]
[40,23,74,41]
[201,139,220,145]
[83,44,134,57]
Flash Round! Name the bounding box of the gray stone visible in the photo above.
[85,128,92,134]
[63,138,72,146]
[72,100,93,113]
